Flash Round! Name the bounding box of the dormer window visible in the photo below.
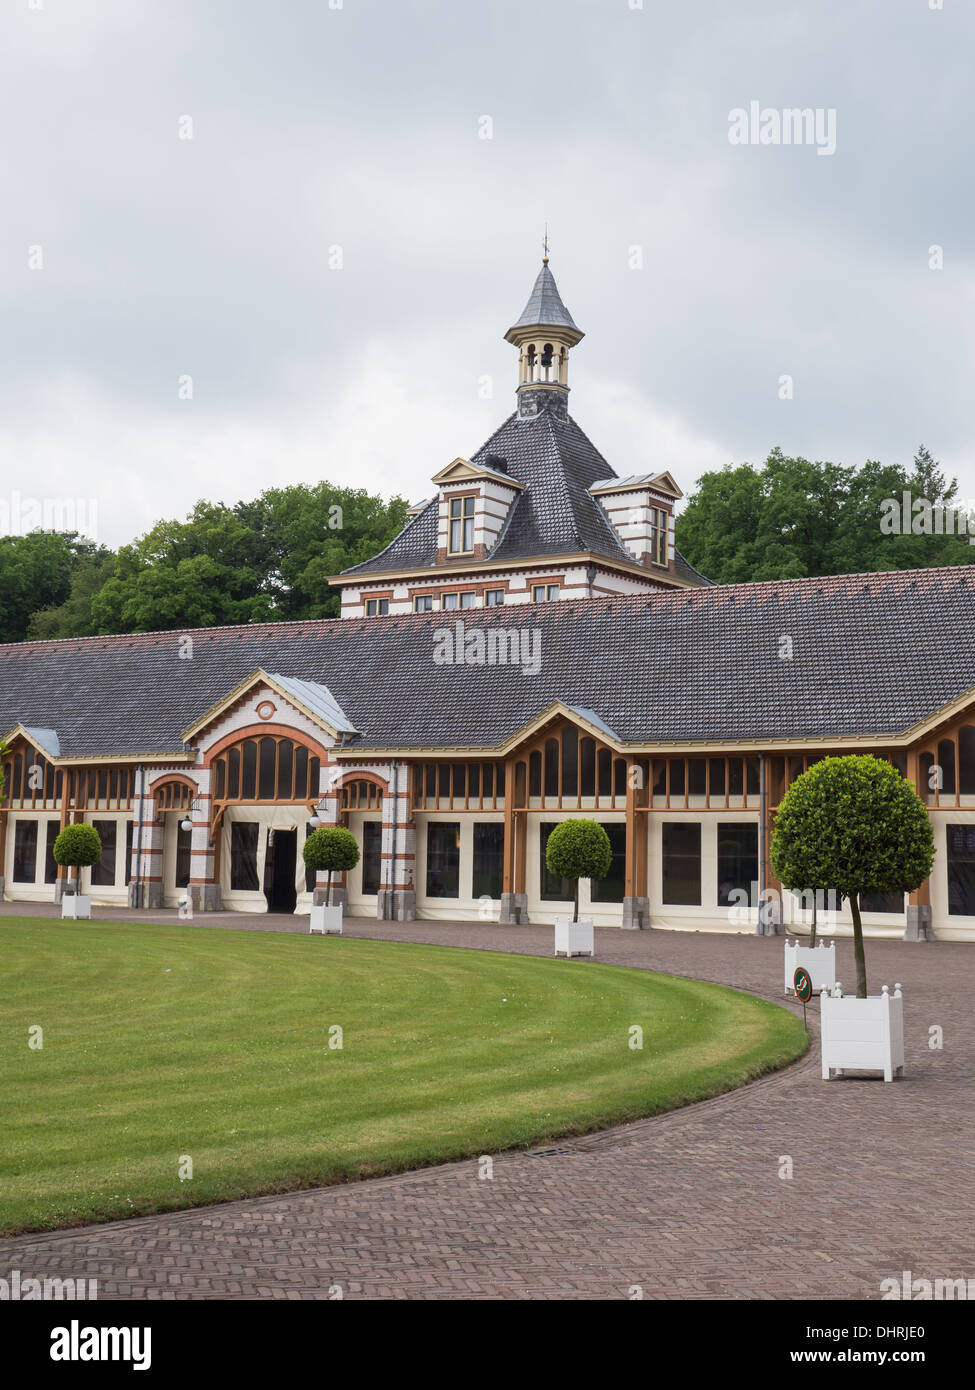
[449,495,475,554]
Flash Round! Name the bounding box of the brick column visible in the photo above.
[378,763,416,921]
[129,787,164,908]
[188,772,221,912]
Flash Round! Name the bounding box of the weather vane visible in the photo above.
[542,225,550,263]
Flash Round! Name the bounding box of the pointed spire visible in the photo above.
[505,261,582,341]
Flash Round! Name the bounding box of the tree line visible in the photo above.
[674,445,971,584]
[0,483,409,643]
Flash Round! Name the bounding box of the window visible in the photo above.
[472,823,504,899]
[44,821,60,884]
[540,822,573,901]
[485,589,505,606]
[650,508,668,565]
[591,823,625,903]
[448,495,475,554]
[91,820,118,887]
[414,594,434,612]
[365,598,389,617]
[442,592,475,610]
[532,584,560,602]
[426,822,460,898]
[362,822,382,895]
[212,740,319,804]
[231,822,260,891]
[459,591,476,609]
[662,822,701,905]
[174,822,192,889]
[13,822,37,882]
[441,593,458,610]
[947,824,975,915]
[859,890,904,914]
[717,823,758,906]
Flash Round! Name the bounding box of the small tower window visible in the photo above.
[448,495,475,554]
[650,509,668,566]
[541,343,554,381]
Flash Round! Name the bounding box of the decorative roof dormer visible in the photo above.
[504,252,584,423]
[429,456,523,564]
[590,472,684,571]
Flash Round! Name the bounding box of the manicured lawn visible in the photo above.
[0,919,806,1235]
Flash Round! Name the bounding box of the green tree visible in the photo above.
[234,484,410,620]
[771,757,934,997]
[85,485,408,635]
[545,820,612,923]
[0,532,104,643]
[27,548,117,639]
[676,447,975,584]
[302,825,360,905]
[53,823,102,894]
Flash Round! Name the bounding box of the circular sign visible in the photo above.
[794,966,813,1003]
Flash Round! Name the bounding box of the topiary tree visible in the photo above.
[53,823,102,895]
[303,825,360,906]
[545,819,612,923]
[771,756,934,997]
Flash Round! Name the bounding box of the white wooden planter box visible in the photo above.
[784,938,835,994]
[61,895,91,920]
[820,983,904,1082]
[310,905,343,935]
[554,917,594,958]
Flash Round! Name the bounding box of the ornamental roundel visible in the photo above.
[256,700,276,721]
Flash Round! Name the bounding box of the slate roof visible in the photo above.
[3,566,975,759]
[506,262,581,335]
[342,395,709,580]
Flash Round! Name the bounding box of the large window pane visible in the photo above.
[472,823,504,899]
[231,822,260,891]
[947,824,975,916]
[859,890,904,914]
[44,821,60,884]
[540,822,573,901]
[426,822,460,898]
[91,820,118,887]
[362,822,382,895]
[591,823,625,903]
[662,822,701,905]
[717,823,758,906]
[13,821,37,882]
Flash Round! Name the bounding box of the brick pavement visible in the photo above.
[1,905,972,1299]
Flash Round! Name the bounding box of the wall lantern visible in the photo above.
[308,798,329,829]
[180,797,204,833]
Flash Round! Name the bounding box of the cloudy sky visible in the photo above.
[2,0,973,547]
